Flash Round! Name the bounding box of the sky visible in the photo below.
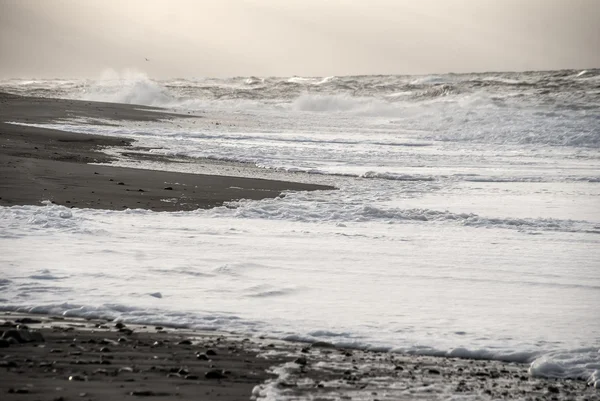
[0,0,598,78]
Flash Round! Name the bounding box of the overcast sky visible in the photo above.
[0,0,598,78]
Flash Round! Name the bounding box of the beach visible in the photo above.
[0,92,333,211]
[1,81,599,400]
[1,312,594,401]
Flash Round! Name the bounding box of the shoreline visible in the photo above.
[1,92,597,399]
[0,92,334,211]
[0,312,595,401]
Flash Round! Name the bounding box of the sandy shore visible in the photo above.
[0,92,333,211]
[1,93,597,399]
[0,313,596,401]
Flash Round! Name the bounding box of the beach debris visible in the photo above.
[68,374,87,381]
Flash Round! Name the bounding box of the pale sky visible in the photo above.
[0,0,598,78]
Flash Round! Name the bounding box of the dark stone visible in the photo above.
[117,182,125,185]
[294,356,308,366]
[1,329,44,343]
[115,322,125,329]
[394,365,404,371]
[196,353,209,361]
[206,349,217,356]
[548,385,559,394]
[14,388,30,394]
[100,346,111,352]
[185,374,199,380]
[0,360,18,368]
[69,374,87,381]
[301,347,310,353]
[50,348,63,353]
[130,390,158,396]
[164,186,173,190]
[311,341,335,349]
[178,339,192,345]
[0,339,9,348]
[15,318,42,324]
[119,328,134,335]
[428,368,441,375]
[205,369,226,379]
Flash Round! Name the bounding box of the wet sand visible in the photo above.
[0,92,333,211]
[1,313,595,401]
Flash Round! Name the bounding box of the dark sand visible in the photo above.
[0,92,333,211]
[1,313,596,401]
[0,313,287,401]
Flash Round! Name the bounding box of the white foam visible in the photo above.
[78,69,173,106]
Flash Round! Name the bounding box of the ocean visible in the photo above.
[1,69,599,386]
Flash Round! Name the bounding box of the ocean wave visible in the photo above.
[78,70,173,106]
[215,199,597,234]
[0,202,107,236]
[1,302,596,384]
